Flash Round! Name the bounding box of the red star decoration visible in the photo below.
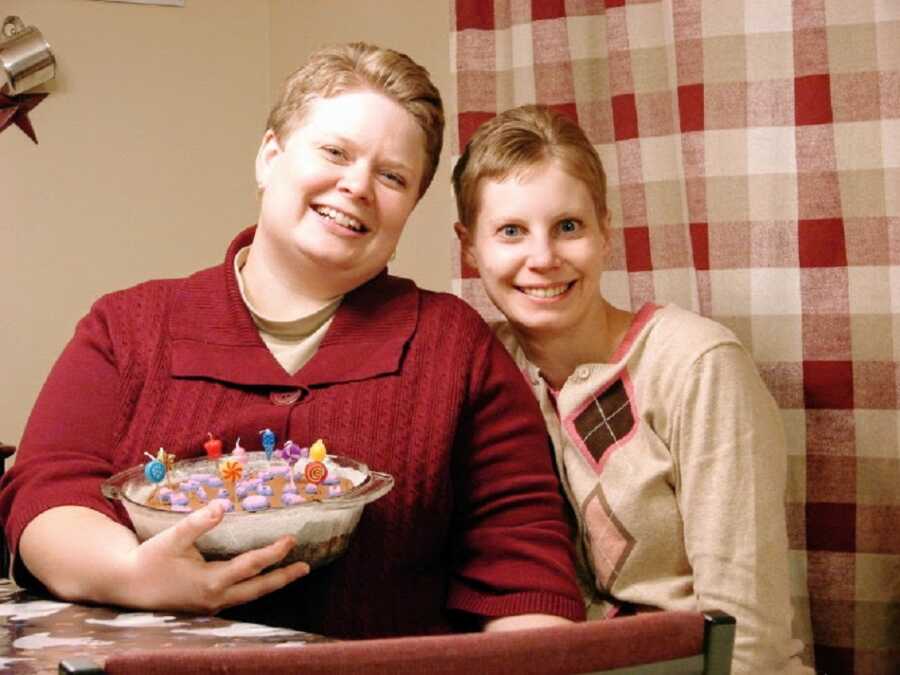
[0,91,49,144]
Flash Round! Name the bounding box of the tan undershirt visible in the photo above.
[234,247,341,375]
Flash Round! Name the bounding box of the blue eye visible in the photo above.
[322,145,345,160]
[500,224,522,238]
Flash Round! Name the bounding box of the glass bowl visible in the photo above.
[101,451,393,569]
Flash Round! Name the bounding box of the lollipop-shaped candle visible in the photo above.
[304,439,329,485]
[218,457,243,498]
[276,440,303,489]
[144,451,167,484]
[145,448,176,486]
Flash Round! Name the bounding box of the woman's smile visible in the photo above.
[312,204,368,234]
[517,282,575,300]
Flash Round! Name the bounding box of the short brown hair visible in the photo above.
[268,42,444,198]
[452,105,608,229]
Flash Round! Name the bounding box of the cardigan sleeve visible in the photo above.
[0,294,133,580]
[672,343,811,675]
[445,329,586,622]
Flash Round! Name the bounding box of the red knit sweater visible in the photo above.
[0,227,584,637]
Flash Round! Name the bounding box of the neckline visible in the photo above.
[607,302,661,364]
[233,246,342,337]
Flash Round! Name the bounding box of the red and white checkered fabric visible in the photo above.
[450,1,900,673]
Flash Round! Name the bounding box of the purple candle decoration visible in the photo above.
[276,440,303,489]
[241,495,270,512]
[170,492,189,507]
[211,497,234,513]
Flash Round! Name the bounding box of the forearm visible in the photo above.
[17,503,310,615]
[484,614,573,631]
[18,506,140,606]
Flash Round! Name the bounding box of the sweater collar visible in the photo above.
[168,226,419,387]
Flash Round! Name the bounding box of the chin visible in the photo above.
[301,243,361,267]
[518,321,565,335]
[507,310,575,334]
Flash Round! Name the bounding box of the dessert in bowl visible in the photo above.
[102,446,393,569]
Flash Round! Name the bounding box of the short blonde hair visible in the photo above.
[267,42,444,198]
[452,105,607,230]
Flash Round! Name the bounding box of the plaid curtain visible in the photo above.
[450,1,900,673]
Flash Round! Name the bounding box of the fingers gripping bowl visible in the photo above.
[102,452,393,569]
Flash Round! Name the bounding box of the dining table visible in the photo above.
[0,578,330,673]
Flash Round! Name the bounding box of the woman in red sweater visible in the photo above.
[0,43,584,638]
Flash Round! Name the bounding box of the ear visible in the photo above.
[255,130,282,191]
[454,222,479,271]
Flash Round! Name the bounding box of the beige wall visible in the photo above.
[1,0,452,448]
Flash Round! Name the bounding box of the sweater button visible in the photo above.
[269,389,306,406]
[575,366,590,380]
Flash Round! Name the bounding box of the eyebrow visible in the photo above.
[480,209,587,226]
[480,213,526,227]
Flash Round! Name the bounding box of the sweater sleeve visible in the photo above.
[672,343,811,675]
[0,295,133,580]
[446,328,585,622]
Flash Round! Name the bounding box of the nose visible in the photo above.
[525,232,560,270]
[338,161,374,203]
